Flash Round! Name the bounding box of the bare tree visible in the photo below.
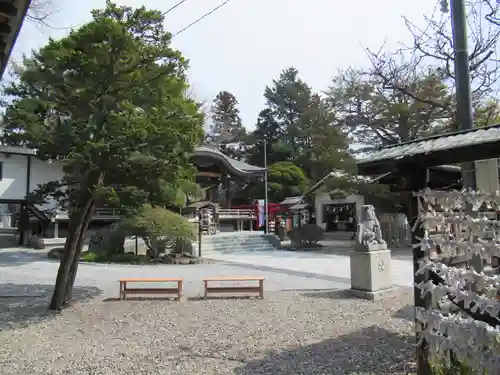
[481,0,500,26]
[327,66,452,152]
[367,0,500,130]
[25,0,62,29]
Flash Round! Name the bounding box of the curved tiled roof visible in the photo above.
[193,146,265,178]
[357,124,500,175]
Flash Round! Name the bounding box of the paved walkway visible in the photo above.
[0,241,414,302]
[0,249,349,299]
[206,250,414,288]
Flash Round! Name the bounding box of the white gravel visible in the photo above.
[0,289,416,375]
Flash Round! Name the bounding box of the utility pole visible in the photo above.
[414,2,477,375]
[264,139,269,234]
[450,0,476,189]
[451,0,483,275]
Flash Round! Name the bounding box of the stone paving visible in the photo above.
[0,248,350,299]
[205,249,414,288]
[0,247,416,374]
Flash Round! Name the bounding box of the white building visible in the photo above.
[0,146,64,205]
[0,146,120,246]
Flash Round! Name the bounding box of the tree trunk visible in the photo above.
[49,196,94,310]
[63,200,95,305]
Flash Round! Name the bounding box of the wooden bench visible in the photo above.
[203,276,265,299]
[119,278,183,300]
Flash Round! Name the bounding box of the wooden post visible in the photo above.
[406,167,433,375]
[259,279,264,299]
[198,210,202,258]
[122,282,127,300]
[204,280,208,299]
[18,204,30,246]
[119,281,124,300]
[178,280,183,301]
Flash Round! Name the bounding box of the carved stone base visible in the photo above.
[349,286,399,301]
[349,249,395,300]
[354,242,387,252]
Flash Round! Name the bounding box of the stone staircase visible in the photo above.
[200,231,281,258]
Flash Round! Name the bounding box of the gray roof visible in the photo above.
[0,146,36,155]
[290,203,308,210]
[358,125,500,175]
[0,145,265,178]
[359,125,500,165]
[280,196,304,205]
[193,146,265,178]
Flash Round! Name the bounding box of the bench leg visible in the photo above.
[259,280,264,299]
[119,282,123,300]
[122,282,127,300]
[178,280,183,301]
[204,280,208,299]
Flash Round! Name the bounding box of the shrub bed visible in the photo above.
[80,251,151,264]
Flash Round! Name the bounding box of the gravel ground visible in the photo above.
[0,288,416,375]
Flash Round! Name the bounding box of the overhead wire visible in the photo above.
[172,0,234,38]
[162,0,190,16]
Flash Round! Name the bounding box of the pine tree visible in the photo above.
[2,1,203,310]
[209,91,246,144]
[264,67,311,159]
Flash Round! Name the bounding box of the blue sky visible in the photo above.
[12,0,438,129]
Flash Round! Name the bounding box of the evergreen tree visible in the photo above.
[208,90,246,159]
[326,68,452,152]
[263,67,311,159]
[296,94,354,180]
[244,67,356,202]
[246,109,292,166]
[2,1,204,310]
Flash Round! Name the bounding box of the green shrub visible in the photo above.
[108,253,150,264]
[47,247,65,260]
[431,358,475,375]
[81,251,101,262]
[119,206,196,258]
[80,251,150,264]
[288,224,325,246]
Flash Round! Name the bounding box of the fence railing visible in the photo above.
[219,209,255,218]
[55,207,120,218]
[94,207,119,217]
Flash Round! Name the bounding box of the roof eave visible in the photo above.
[193,148,265,179]
[358,139,500,176]
[0,0,32,79]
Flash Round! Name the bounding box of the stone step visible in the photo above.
[200,233,281,254]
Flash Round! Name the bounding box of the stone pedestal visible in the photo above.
[349,246,396,300]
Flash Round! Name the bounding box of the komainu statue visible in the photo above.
[357,205,386,246]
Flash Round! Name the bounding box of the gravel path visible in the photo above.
[0,288,416,375]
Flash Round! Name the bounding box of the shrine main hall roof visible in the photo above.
[192,146,266,179]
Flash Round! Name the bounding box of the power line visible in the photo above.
[162,0,190,16]
[172,0,233,38]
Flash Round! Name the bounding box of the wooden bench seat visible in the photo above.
[203,276,265,299]
[119,277,183,300]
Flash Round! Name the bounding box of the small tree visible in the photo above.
[1,1,204,310]
[120,206,196,258]
[248,161,309,202]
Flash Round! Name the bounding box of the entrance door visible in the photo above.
[323,203,356,232]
